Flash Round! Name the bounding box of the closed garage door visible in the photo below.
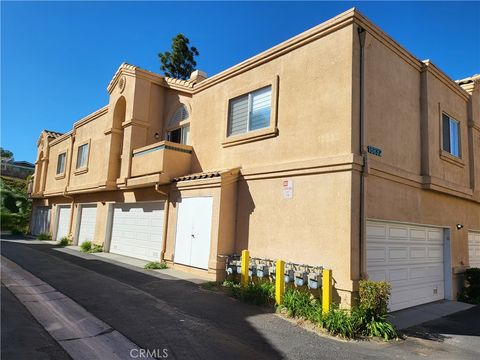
[110,202,164,262]
[367,221,444,312]
[468,231,480,268]
[174,197,213,270]
[32,206,51,235]
[77,204,97,244]
[56,205,71,240]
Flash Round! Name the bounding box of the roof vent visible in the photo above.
[189,70,207,84]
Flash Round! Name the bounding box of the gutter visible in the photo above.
[358,26,367,279]
[155,182,169,262]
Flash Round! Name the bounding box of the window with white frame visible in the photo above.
[56,152,66,175]
[76,143,89,169]
[442,113,460,157]
[167,104,190,145]
[228,86,272,137]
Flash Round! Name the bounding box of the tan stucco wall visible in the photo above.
[30,9,479,307]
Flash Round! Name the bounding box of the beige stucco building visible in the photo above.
[30,9,480,311]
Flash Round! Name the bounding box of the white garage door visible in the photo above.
[77,204,97,244]
[174,197,213,270]
[367,221,444,312]
[56,205,71,240]
[468,231,480,268]
[32,206,51,235]
[110,202,164,262]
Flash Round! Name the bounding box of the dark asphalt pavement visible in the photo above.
[1,238,479,360]
[1,284,71,360]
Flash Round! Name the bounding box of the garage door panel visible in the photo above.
[110,202,164,262]
[388,226,409,239]
[468,232,480,268]
[56,206,71,241]
[77,205,97,244]
[367,221,445,312]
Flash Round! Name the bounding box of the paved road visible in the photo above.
[1,238,479,360]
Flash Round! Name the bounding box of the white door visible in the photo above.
[366,221,444,312]
[32,206,50,235]
[56,205,71,240]
[468,231,480,268]
[174,197,213,270]
[110,202,164,262]
[77,205,97,244]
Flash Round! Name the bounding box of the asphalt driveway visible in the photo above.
[1,237,479,360]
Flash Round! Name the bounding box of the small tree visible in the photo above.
[0,147,13,160]
[158,34,199,80]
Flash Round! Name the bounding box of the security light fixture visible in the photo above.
[456,224,464,230]
[154,132,160,139]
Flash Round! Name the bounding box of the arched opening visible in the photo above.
[166,103,190,145]
[110,97,126,181]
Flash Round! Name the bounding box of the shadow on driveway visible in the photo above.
[1,238,281,360]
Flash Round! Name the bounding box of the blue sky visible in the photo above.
[2,1,479,163]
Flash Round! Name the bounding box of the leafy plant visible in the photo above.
[458,268,480,304]
[144,261,168,270]
[37,232,51,240]
[323,307,360,338]
[80,241,92,252]
[365,314,397,340]
[280,288,323,323]
[58,236,71,247]
[359,280,391,317]
[89,244,103,253]
[223,280,275,306]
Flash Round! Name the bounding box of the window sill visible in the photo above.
[74,167,89,175]
[55,173,66,180]
[222,127,278,148]
[440,150,464,168]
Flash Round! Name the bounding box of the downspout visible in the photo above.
[357,26,367,279]
[64,134,76,241]
[155,182,169,262]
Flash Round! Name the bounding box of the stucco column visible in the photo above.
[118,119,148,184]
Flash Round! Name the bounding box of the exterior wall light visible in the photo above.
[154,132,160,139]
[456,224,464,230]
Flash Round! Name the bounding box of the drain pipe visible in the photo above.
[358,26,367,280]
[63,133,76,241]
[155,182,169,262]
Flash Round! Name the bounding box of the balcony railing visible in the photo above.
[130,141,192,184]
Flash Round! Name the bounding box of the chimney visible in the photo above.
[189,70,207,84]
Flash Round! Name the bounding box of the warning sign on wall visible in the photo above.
[283,179,293,199]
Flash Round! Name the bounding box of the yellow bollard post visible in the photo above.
[275,260,285,305]
[241,250,249,287]
[322,269,332,314]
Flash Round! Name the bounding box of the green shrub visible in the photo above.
[223,280,275,306]
[458,268,480,304]
[280,288,323,323]
[359,280,391,318]
[364,314,397,340]
[88,244,103,253]
[323,307,361,339]
[80,241,92,252]
[144,261,168,270]
[37,232,51,240]
[58,237,71,247]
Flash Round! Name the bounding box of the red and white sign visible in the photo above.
[283,179,293,199]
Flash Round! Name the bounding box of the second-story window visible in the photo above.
[442,113,460,157]
[167,104,190,145]
[76,143,89,169]
[56,153,66,175]
[228,86,272,137]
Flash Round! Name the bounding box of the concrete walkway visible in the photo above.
[56,245,211,284]
[389,301,475,330]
